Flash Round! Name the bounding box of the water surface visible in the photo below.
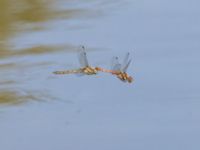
[0,0,200,150]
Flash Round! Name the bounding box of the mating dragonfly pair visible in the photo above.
[53,46,133,83]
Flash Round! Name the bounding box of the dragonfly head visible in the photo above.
[95,67,100,71]
[127,76,133,83]
[95,67,103,72]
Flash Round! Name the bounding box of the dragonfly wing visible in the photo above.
[78,46,89,67]
[122,59,132,72]
[111,56,121,71]
[75,72,85,77]
[121,52,130,71]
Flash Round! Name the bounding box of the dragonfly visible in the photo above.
[96,52,133,83]
[53,46,98,75]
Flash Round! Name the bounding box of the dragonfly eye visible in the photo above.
[128,76,133,83]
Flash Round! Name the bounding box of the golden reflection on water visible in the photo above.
[0,44,76,58]
[0,0,113,105]
[0,0,99,54]
[0,90,57,106]
[0,90,36,105]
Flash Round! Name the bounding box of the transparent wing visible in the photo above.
[121,52,130,71]
[111,56,121,71]
[75,72,85,77]
[122,59,131,72]
[78,46,89,67]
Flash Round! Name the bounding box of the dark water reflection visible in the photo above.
[0,0,118,105]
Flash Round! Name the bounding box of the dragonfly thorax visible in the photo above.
[117,72,133,83]
[82,66,97,75]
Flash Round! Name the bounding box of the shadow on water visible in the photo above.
[0,0,121,105]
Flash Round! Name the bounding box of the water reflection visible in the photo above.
[0,60,56,105]
[0,44,75,58]
[0,90,43,105]
[0,0,115,105]
[0,89,57,105]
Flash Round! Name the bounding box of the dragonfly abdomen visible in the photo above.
[53,69,81,75]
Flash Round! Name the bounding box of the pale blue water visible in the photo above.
[0,0,200,150]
